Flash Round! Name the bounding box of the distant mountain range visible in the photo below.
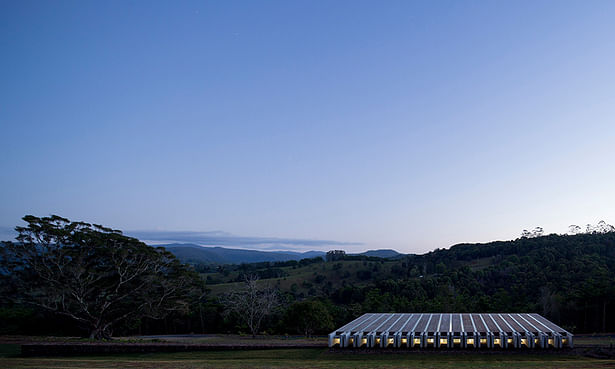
[158,243,402,264]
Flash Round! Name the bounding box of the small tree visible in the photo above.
[221,274,279,338]
[0,215,203,339]
[568,225,582,235]
[520,226,543,238]
[532,227,544,237]
[326,250,346,262]
[582,221,614,234]
[596,220,615,234]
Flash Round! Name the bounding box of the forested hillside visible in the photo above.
[199,232,615,334]
[2,228,614,337]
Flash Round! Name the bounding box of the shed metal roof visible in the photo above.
[332,313,570,336]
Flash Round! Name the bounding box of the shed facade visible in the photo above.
[328,313,572,349]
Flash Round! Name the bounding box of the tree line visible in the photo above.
[2,215,615,338]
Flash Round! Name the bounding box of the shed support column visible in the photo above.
[530,333,536,348]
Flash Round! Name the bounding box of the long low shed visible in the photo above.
[328,313,572,349]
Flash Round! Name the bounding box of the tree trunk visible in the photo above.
[89,327,102,340]
[603,300,607,333]
[199,304,205,334]
[89,326,111,340]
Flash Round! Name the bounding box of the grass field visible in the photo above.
[575,335,615,347]
[2,347,615,369]
[3,335,615,368]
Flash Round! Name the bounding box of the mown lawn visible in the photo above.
[2,348,615,369]
[575,335,615,347]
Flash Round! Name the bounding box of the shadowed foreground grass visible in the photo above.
[2,348,615,369]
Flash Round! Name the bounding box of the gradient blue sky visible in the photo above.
[1,0,614,253]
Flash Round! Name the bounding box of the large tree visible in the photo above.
[0,215,203,339]
[221,274,279,338]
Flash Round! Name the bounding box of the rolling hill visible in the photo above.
[200,232,615,333]
[159,243,326,264]
[359,249,402,258]
[160,244,403,264]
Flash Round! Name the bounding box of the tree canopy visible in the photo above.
[283,300,334,337]
[0,215,204,339]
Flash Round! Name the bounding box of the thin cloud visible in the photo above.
[125,230,362,251]
[0,227,363,252]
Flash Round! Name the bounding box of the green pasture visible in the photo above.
[2,348,614,369]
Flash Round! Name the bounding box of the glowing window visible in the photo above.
[534,338,539,344]
[427,338,435,344]
[388,338,394,346]
[480,338,487,344]
[375,338,381,345]
[453,338,461,344]
[548,339,554,346]
[401,338,407,344]
[521,339,528,347]
[361,338,367,346]
[349,338,354,345]
[467,338,475,345]
[333,338,340,345]
[413,338,421,345]
[507,338,513,344]
[494,338,501,346]
[562,338,567,344]
[440,338,448,345]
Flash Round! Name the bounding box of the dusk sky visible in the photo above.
[1,1,614,253]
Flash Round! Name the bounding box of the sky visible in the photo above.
[1,0,615,254]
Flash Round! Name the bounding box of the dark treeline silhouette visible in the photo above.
[2,219,615,338]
